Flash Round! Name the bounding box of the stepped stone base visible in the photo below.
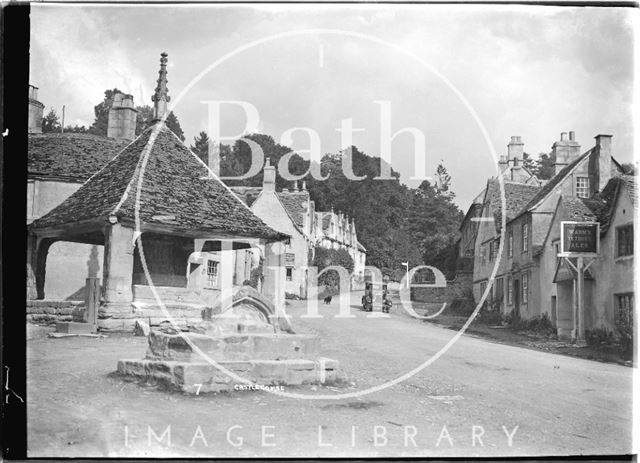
[56,321,97,334]
[117,330,340,393]
[117,357,339,393]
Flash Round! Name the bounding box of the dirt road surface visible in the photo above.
[27,291,633,457]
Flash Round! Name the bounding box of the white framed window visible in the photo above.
[576,177,590,198]
[522,223,529,252]
[522,272,528,304]
[206,260,219,287]
[507,277,513,305]
[508,232,513,258]
[480,281,487,296]
[286,267,293,281]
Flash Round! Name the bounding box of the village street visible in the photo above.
[27,290,633,458]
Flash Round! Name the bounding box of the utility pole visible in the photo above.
[61,105,65,133]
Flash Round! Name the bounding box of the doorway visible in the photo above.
[513,279,520,317]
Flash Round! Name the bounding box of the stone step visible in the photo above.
[132,285,202,304]
[146,331,320,362]
[117,357,340,393]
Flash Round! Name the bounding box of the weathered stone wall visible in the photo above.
[410,271,473,304]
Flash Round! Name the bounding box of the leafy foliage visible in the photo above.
[214,134,464,279]
[312,246,355,290]
[190,131,211,164]
[41,108,61,133]
[89,89,185,140]
[524,151,556,180]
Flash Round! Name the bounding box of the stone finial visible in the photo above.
[151,52,170,122]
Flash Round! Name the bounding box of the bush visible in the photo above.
[615,307,634,357]
[475,297,503,325]
[586,326,615,347]
[312,246,354,290]
[506,312,555,336]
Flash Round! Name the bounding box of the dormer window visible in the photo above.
[576,177,590,198]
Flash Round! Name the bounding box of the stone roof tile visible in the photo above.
[30,124,288,241]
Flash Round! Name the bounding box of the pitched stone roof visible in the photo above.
[484,180,541,231]
[596,174,637,234]
[561,197,605,222]
[30,124,288,241]
[276,191,309,231]
[518,148,594,216]
[28,133,129,181]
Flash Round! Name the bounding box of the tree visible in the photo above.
[63,125,88,134]
[190,131,211,164]
[166,112,185,141]
[89,88,121,136]
[41,108,61,133]
[312,246,354,291]
[135,105,154,135]
[435,163,454,198]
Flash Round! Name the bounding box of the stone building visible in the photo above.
[27,88,132,299]
[27,53,289,330]
[472,131,633,339]
[233,167,367,298]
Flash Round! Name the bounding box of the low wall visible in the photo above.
[26,300,84,324]
[410,271,473,304]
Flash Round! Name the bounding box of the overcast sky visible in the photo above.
[30,4,636,208]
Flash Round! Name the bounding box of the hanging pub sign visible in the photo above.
[560,221,600,256]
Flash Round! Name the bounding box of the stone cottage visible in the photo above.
[472,131,632,340]
[232,165,367,298]
[27,89,133,299]
[27,53,290,330]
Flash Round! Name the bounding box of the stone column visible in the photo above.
[263,240,285,315]
[26,234,38,300]
[102,223,135,304]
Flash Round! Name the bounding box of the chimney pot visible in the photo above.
[561,132,568,141]
[507,135,524,164]
[569,131,575,141]
[263,158,276,192]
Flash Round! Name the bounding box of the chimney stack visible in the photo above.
[263,157,276,192]
[151,52,170,123]
[593,134,612,193]
[28,85,44,134]
[107,92,138,141]
[552,131,581,175]
[508,136,524,165]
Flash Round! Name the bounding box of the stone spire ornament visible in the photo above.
[151,52,170,122]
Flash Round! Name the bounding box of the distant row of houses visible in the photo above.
[459,132,635,340]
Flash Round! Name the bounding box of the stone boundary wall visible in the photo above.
[26,300,84,324]
[410,271,473,304]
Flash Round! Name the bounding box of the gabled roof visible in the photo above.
[30,124,288,241]
[597,174,637,234]
[483,180,541,232]
[28,133,129,181]
[276,191,309,231]
[519,148,594,216]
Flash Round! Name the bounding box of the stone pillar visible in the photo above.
[102,223,135,304]
[26,234,38,300]
[263,240,285,315]
[27,237,53,300]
